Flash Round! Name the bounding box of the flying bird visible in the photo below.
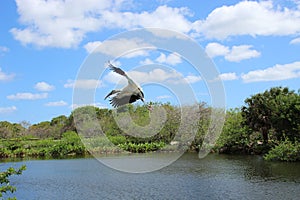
[104,62,145,108]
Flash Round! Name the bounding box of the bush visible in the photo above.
[264,139,300,161]
[118,142,165,153]
[48,131,86,157]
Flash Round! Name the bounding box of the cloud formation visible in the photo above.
[11,0,192,48]
[218,73,239,81]
[45,100,68,107]
[0,106,17,114]
[205,43,261,62]
[156,95,171,100]
[0,68,15,81]
[290,37,300,45]
[104,67,201,86]
[11,0,300,49]
[7,92,48,100]
[64,79,103,89]
[34,81,55,91]
[84,39,154,58]
[156,52,182,65]
[0,46,9,55]
[242,61,300,82]
[194,1,300,40]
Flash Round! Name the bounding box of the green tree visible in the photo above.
[0,165,26,200]
[242,87,300,144]
[215,109,249,153]
[0,122,25,139]
[28,121,53,138]
[50,115,68,139]
[269,88,300,141]
[71,106,102,138]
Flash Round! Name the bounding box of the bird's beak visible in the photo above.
[141,98,145,103]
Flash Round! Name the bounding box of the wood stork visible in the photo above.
[104,62,145,108]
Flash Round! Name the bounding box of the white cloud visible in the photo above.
[83,41,102,53]
[11,0,113,48]
[84,39,154,58]
[210,72,238,82]
[64,79,103,89]
[242,61,300,82]
[34,81,55,91]
[205,42,229,58]
[104,67,201,86]
[194,1,300,40]
[0,46,9,54]
[146,28,190,39]
[205,43,260,62]
[156,52,182,65]
[105,68,183,85]
[11,1,193,48]
[218,73,239,81]
[0,106,17,114]
[290,37,300,44]
[10,0,300,48]
[225,45,261,62]
[0,68,15,81]
[140,58,155,65]
[139,52,182,66]
[102,5,192,33]
[7,92,48,100]
[184,75,202,83]
[156,95,171,99]
[45,100,68,107]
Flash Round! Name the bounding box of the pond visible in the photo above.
[1,153,300,200]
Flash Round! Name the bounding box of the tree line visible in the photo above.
[0,86,299,161]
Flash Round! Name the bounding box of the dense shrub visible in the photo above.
[214,109,250,154]
[118,142,165,153]
[48,131,86,157]
[264,139,300,162]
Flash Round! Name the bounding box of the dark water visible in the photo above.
[1,153,300,200]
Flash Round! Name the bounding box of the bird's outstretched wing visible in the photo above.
[107,62,127,77]
[104,89,121,100]
[110,92,140,108]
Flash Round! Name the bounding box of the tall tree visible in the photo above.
[0,121,25,139]
[50,115,68,139]
[242,87,300,144]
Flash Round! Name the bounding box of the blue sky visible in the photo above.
[0,0,300,124]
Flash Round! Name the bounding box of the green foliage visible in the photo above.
[0,132,86,158]
[0,122,25,139]
[0,86,299,161]
[191,103,211,151]
[242,87,300,143]
[50,115,68,139]
[28,121,53,139]
[44,131,86,157]
[0,165,26,200]
[264,138,300,162]
[118,142,165,153]
[215,109,250,153]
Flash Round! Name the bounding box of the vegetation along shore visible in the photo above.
[0,86,299,162]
